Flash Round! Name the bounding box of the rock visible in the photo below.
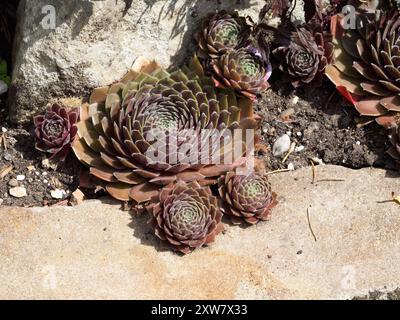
[10,0,265,123]
[1,127,7,133]
[69,189,85,206]
[41,158,58,170]
[0,199,3,206]
[0,165,398,299]
[3,153,12,161]
[9,187,27,198]
[272,134,291,157]
[50,189,66,200]
[16,175,26,181]
[8,179,19,187]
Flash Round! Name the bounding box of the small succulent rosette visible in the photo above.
[211,46,272,100]
[147,180,224,254]
[196,10,251,61]
[218,171,278,225]
[34,103,79,161]
[273,21,333,89]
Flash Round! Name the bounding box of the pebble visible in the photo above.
[1,127,7,133]
[9,187,27,198]
[292,96,299,105]
[16,175,26,181]
[287,163,295,171]
[51,189,66,199]
[295,145,305,153]
[70,189,85,206]
[3,153,12,161]
[356,141,361,145]
[0,199,3,206]
[43,179,48,184]
[272,134,291,157]
[8,178,19,187]
[296,132,302,137]
[42,171,48,176]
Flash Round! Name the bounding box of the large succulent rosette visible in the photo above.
[326,9,400,127]
[273,19,334,88]
[218,170,277,225]
[196,10,251,61]
[147,180,223,254]
[72,58,259,204]
[34,103,79,161]
[210,46,272,100]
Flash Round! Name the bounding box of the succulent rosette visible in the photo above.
[326,9,400,128]
[210,46,272,100]
[218,171,277,225]
[273,19,334,88]
[72,58,259,204]
[147,180,223,254]
[34,103,79,160]
[196,10,251,61]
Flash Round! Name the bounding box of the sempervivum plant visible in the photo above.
[210,46,272,100]
[273,18,334,88]
[72,58,259,204]
[326,9,400,128]
[196,10,251,62]
[34,103,79,161]
[147,180,223,254]
[218,170,277,225]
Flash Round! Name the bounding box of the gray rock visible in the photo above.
[0,165,399,299]
[10,0,265,123]
[272,134,291,157]
[8,179,19,187]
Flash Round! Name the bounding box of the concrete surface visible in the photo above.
[0,165,399,299]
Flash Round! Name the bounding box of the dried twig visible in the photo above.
[377,192,400,205]
[282,142,296,163]
[307,207,317,242]
[0,165,13,179]
[310,159,316,184]
[266,168,292,176]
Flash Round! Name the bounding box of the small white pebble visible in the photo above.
[51,189,66,200]
[43,179,48,184]
[286,131,292,136]
[292,96,299,105]
[287,163,295,171]
[0,199,3,206]
[295,145,305,153]
[296,132,302,137]
[262,128,268,133]
[42,172,48,176]
[35,171,40,176]
[9,187,27,198]
[356,141,361,145]
[16,175,26,181]
[1,127,7,133]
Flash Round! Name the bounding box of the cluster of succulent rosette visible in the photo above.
[32,0,400,254]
